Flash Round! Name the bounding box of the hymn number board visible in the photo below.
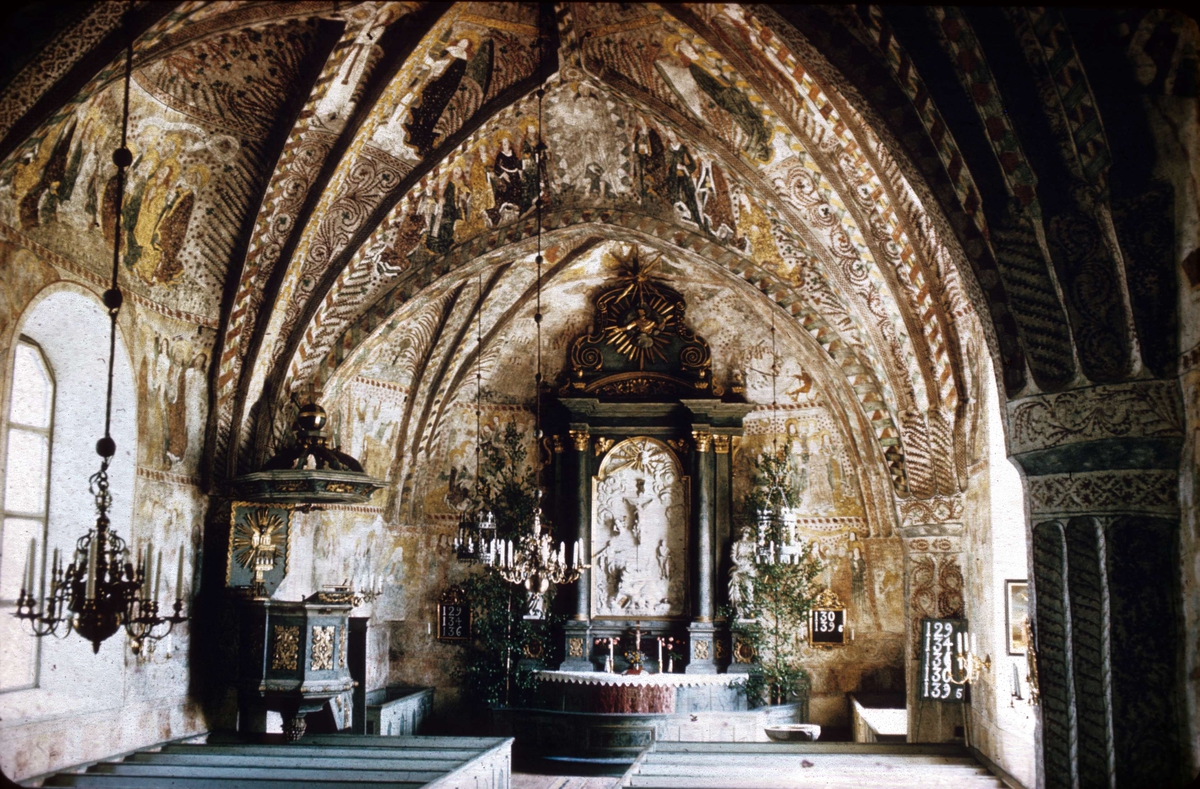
[810,608,846,645]
[437,589,470,642]
[919,618,968,703]
[809,588,847,646]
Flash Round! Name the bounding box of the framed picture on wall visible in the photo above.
[1006,580,1029,655]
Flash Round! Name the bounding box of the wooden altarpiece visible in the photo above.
[543,251,752,674]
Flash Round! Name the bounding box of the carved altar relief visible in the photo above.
[592,437,687,617]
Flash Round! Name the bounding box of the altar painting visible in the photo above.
[592,437,687,617]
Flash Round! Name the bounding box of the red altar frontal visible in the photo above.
[533,670,746,714]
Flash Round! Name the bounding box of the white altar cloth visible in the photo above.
[534,670,745,687]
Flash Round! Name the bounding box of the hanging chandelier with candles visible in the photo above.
[753,315,803,566]
[13,28,188,654]
[455,273,499,565]
[474,81,584,596]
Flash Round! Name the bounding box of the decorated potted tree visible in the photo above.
[727,449,823,738]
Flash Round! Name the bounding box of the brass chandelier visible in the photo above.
[14,30,188,653]
[484,79,582,593]
[455,272,499,565]
[754,314,801,566]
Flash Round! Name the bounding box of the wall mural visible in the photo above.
[0,19,323,319]
[592,438,687,618]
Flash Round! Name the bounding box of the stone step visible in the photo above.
[625,777,1004,789]
[90,762,443,783]
[642,753,980,766]
[300,735,509,749]
[44,775,423,789]
[127,752,466,771]
[162,744,481,760]
[636,761,995,776]
[650,742,966,755]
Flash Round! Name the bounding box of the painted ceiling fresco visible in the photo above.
[0,1,1001,507]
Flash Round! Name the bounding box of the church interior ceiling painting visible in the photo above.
[0,2,1196,788]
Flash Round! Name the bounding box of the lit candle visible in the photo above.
[86,538,98,600]
[25,538,36,594]
[658,637,663,672]
[609,638,614,667]
[154,549,163,601]
[176,549,185,601]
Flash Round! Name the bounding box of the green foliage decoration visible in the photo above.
[729,448,823,708]
[448,419,559,710]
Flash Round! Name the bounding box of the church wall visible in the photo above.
[0,241,212,781]
[734,414,906,728]
[1143,83,1200,770]
[1143,98,1200,788]
[964,353,1035,789]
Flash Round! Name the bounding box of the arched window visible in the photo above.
[0,288,136,691]
[0,338,54,691]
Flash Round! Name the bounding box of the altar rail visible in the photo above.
[36,734,512,789]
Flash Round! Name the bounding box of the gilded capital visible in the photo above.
[692,429,712,452]
[568,429,590,452]
[713,435,730,454]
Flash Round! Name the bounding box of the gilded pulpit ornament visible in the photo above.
[310,626,335,670]
[230,506,286,596]
[271,625,300,671]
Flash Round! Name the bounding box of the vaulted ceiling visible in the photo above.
[1,2,1188,510]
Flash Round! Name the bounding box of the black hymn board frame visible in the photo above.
[437,588,470,642]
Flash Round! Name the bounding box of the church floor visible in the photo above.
[512,775,620,789]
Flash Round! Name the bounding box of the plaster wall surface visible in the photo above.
[966,352,1035,789]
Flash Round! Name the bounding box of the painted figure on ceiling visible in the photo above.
[314,2,402,132]
[632,116,664,202]
[460,143,493,236]
[491,132,523,223]
[663,128,704,230]
[148,165,207,285]
[656,35,772,163]
[17,119,75,230]
[404,34,493,158]
[520,120,540,213]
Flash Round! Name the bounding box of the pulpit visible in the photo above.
[237,597,354,740]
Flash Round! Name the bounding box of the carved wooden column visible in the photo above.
[1009,380,1186,788]
[687,426,717,673]
[559,424,593,671]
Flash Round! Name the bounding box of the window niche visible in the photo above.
[0,288,137,689]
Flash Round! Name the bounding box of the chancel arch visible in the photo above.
[0,3,1195,788]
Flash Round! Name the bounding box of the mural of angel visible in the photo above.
[404,34,493,158]
[656,35,772,162]
[314,3,403,132]
[17,119,76,230]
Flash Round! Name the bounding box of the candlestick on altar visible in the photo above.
[657,637,663,672]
